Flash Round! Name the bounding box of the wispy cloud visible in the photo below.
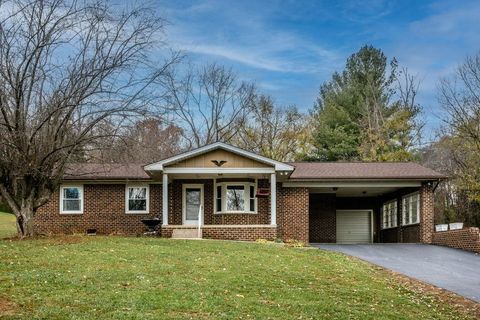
[155,0,480,126]
[173,37,338,74]
[161,0,340,74]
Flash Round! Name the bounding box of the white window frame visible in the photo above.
[402,192,420,226]
[214,180,257,214]
[381,199,397,229]
[125,184,150,214]
[60,185,84,214]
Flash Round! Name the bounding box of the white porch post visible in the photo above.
[270,173,276,226]
[162,173,168,226]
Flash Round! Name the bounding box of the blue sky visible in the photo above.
[155,0,480,137]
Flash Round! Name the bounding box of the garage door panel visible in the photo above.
[336,210,371,244]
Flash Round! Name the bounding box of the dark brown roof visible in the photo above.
[64,163,150,180]
[62,161,445,181]
[288,162,445,180]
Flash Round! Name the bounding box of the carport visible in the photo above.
[307,182,424,244]
[283,161,444,244]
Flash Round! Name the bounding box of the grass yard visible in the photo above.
[0,212,16,239]
[0,236,477,319]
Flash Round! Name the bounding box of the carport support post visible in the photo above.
[162,173,168,226]
[271,173,276,225]
[420,182,434,243]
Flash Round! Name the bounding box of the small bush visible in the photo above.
[255,238,272,244]
[284,239,306,247]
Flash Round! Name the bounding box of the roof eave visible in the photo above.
[287,176,446,181]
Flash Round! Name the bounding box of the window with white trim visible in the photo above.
[402,192,420,225]
[381,200,397,229]
[126,185,149,213]
[60,185,83,214]
[215,181,256,213]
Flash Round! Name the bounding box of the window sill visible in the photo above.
[60,212,83,215]
[401,222,420,227]
[214,211,257,215]
[381,226,398,230]
[125,211,149,215]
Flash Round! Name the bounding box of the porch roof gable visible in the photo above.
[144,142,295,172]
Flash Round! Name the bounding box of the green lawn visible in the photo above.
[0,236,475,319]
[0,212,16,239]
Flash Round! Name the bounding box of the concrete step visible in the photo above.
[171,228,202,239]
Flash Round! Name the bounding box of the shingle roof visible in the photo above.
[288,162,445,180]
[62,161,444,181]
[64,163,150,180]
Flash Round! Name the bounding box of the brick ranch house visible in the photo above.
[34,142,445,244]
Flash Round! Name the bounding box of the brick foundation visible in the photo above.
[432,228,480,254]
[161,225,277,241]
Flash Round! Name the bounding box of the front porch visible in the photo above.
[142,143,295,240]
[158,177,279,240]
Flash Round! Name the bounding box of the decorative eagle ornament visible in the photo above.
[211,160,227,167]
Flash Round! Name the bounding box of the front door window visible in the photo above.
[183,186,203,224]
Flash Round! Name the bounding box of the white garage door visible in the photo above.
[336,210,372,244]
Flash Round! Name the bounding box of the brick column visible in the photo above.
[277,186,309,243]
[420,182,435,243]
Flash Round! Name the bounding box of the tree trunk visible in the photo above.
[15,200,36,238]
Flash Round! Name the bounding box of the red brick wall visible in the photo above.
[277,186,309,243]
[381,228,398,243]
[34,184,162,235]
[432,228,480,254]
[162,225,277,241]
[309,193,336,243]
[401,224,420,243]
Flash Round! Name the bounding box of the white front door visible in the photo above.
[183,184,203,225]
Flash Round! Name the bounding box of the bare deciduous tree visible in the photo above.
[165,63,255,148]
[0,0,179,237]
[439,53,480,152]
[94,118,184,164]
[234,95,311,161]
[434,51,480,226]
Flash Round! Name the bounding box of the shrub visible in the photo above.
[284,239,306,247]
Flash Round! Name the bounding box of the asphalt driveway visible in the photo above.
[313,243,480,302]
